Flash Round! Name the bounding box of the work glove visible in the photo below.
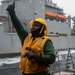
[6,2,15,19]
[24,51,41,61]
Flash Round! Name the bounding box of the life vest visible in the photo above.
[19,34,51,74]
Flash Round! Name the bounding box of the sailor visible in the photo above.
[6,2,56,75]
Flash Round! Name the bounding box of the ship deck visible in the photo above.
[0,50,75,75]
[0,64,75,75]
[0,61,75,75]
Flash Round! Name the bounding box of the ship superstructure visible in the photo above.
[0,0,75,54]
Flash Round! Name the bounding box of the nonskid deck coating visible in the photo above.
[0,51,75,75]
[0,62,75,75]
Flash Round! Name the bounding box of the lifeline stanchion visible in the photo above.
[51,50,61,75]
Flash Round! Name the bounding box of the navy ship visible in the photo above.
[0,0,75,54]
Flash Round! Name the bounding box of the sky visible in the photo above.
[0,0,2,6]
[0,0,75,17]
[52,0,75,17]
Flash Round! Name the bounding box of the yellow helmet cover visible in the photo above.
[30,18,48,34]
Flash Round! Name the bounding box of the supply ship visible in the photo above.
[0,0,75,74]
[0,0,75,54]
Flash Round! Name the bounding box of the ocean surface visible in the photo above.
[0,50,75,75]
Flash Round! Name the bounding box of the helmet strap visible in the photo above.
[39,26,44,34]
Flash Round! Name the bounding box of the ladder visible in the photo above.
[66,49,74,70]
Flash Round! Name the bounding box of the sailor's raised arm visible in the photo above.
[6,2,28,45]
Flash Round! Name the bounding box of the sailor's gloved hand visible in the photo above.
[25,52,34,60]
[24,51,41,61]
[6,2,15,19]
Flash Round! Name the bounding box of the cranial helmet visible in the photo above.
[30,18,48,34]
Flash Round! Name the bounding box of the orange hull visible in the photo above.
[57,15,66,20]
[45,12,57,18]
[45,12,66,20]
